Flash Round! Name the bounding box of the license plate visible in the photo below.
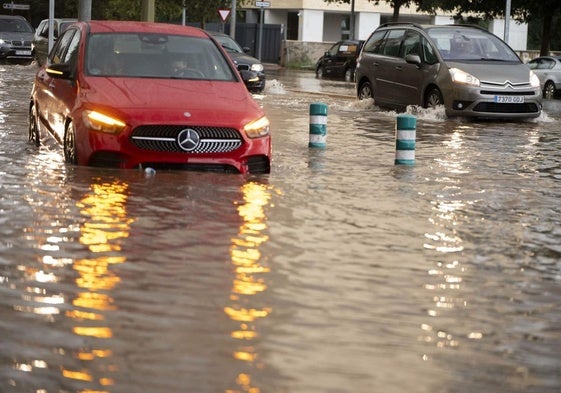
[15,50,32,56]
[494,95,524,103]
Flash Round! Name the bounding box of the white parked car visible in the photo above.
[527,55,561,99]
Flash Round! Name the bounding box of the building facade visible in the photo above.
[238,0,529,66]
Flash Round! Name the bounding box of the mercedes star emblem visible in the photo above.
[177,128,200,151]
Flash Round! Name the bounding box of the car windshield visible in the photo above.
[85,32,237,81]
[0,19,33,33]
[427,27,521,62]
[213,34,244,54]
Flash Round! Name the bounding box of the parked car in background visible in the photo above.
[208,31,265,93]
[315,39,363,81]
[29,21,271,174]
[527,55,561,99]
[0,15,34,64]
[32,18,77,65]
[356,23,543,119]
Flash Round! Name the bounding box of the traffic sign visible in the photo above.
[3,3,30,9]
[218,9,230,22]
[255,1,270,7]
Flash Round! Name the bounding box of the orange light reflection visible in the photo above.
[225,181,271,393]
[64,180,132,390]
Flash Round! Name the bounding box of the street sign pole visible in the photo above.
[48,0,54,54]
[258,6,264,60]
[255,1,270,61]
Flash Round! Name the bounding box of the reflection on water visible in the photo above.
[13,168,132,391]
[226,181,272,393]
[2,65,561,393]
[423,127,471,354]
[65,180,132,390]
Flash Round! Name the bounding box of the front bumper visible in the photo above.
[0,45,33,62]
[244,72,266,93]
[78,125,272,175]
[444,84,543,119]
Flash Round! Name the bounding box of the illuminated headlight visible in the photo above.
[0,39,7,45]
[529,70,540,88]
[243,116,269,138]
[449,67,480,87]
[82,110,126,134]
[251,63,264,72]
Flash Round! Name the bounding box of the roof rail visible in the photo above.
[379,22,423,29]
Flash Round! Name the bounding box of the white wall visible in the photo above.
[356,12,380,40]
[299,9,324,42]
[265,10,287,25]
[323,13,344,41]
[433,15,454,25]
[489,19,528,51]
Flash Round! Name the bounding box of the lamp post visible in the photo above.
[504,0,511,44]
[350,0,355,40]
[231,0,237,40]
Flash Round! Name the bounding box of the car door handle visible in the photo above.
[396,66,403,71]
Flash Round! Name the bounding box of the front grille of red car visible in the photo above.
[130,125,243,153]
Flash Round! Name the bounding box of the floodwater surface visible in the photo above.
[1,64,561,393]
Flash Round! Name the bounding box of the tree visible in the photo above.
[26,0,240,27]
[380,0,415,22]
[322,0,417,23]
[418,0,561,55]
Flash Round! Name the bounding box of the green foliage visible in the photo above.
[24,0,249,26]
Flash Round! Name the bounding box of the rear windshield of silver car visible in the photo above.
[86,33,238,80]
[426,27,521,62]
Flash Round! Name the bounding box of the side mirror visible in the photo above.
[45,63,74,79]
[405,54,422,66]
[242,46,251,53]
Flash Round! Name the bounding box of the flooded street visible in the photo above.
[1,63,561,393]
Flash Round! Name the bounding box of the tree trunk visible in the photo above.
[540,12,552,56]
[392,0,403,22]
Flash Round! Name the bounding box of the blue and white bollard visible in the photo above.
[309,102,328,148]
[395,114,416,165]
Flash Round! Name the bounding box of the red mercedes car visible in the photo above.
[29,21,271,174]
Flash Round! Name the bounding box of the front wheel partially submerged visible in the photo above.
[344,67,354,82]
[63,121,78,165]
[357,80,373,100]
[425,87,443,108]
[28,104,40,146]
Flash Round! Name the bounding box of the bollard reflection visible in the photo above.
[225,181,272,393]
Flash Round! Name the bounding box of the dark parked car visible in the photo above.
[356,23,543,119]
[0,15,34,64]
[315,39,363,81]
[208,31,265,93]
[527,55,561,99]
[29,21,271,174]
[32,18,77,65]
